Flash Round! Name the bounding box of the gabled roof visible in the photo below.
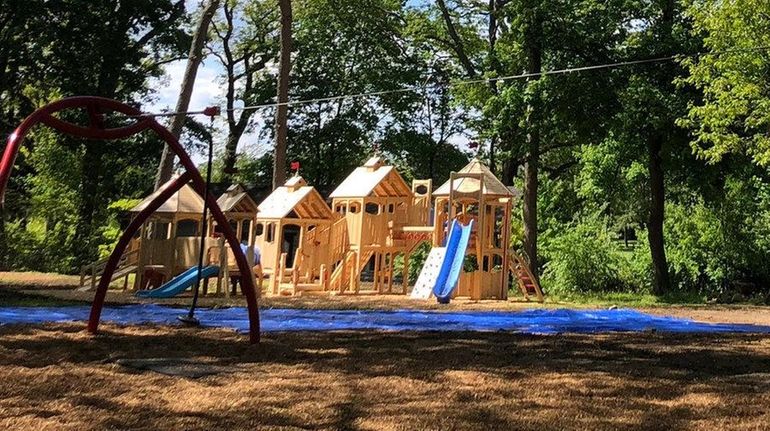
[329,156,412,198]
[131,176,204,214]
[217,184,259,214]
[433,159,514,197]
[258,176,333,219]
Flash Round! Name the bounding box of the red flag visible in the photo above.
[290,161,300,171]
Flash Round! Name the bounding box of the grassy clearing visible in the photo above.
[548,290,709,308]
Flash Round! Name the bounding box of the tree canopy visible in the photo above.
[2,0,770,303]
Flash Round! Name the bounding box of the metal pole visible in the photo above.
[179,124,214,325]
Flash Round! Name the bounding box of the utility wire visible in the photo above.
[134,46,770,119]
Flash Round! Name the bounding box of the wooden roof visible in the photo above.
[216,184,259,214]
[258,176,334,220]
[433,159,514,197]
[329,156,412,199]
[131,176,204,215]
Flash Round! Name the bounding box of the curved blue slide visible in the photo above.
[136,265,219,299]
[433,219,474,303]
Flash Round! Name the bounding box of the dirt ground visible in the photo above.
[2,272,770,429]
[1,323,769,430]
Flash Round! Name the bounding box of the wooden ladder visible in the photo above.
[508,249,544,303]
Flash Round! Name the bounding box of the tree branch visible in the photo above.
[435,0,477,78]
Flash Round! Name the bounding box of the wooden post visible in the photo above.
[402,252,410,295]
[90,265,97,291]
[502,199,511,299]
[319,264,328,290]
[274,252,287,295]
[216,236,225,295]
[373,251,381,293]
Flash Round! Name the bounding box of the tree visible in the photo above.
[416,0,627,276]
[380,64,470,184]
[273,0,293,189]
[209,0,278,183]
[1,0,189,270]
[155,0,221,189]
[681,0,770,166]
[285,0,421,194]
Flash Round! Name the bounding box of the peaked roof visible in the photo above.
[329,156,412,198]
[433,159,514,197]
[258,176,333,219]
[217,184,259,213]
[131,176,204,214]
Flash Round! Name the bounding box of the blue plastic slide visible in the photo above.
[433,219,474,303]
[136,265,219,299]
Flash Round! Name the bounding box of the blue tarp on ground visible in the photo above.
[1,304,770,334]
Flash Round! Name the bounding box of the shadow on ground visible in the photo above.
[1,323,769,430]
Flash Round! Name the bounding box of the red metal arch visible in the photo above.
[0,96,261,343]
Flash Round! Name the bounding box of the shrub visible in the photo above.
[540,215,628,295]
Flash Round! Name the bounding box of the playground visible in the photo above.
[0,97,769,430]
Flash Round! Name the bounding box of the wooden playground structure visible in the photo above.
[79,156,543,302]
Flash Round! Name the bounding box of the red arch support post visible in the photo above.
[0,96,261,343]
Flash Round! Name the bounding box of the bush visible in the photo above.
[540,215,629,295]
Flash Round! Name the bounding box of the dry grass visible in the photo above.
[1,323,769,430]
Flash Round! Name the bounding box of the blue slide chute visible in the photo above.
[136,265,219,299]
[433,219,474,303]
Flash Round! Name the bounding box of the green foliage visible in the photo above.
[662,174,770,296]
[380,130,469,185]
[540,214,631,295]
[392,242,431,284]
[681,0,770,166]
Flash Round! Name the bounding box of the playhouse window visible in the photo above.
[387,203,395,213]
[335,203,347,214]
[415,184,428,195]
[365,203,379,214]
[176,219,199,237]
[254,223,264,236]
[148,222,171,240]
[266,223,275,243]
[229,219,239,234]
[349,203,360,214]
[241,219,252,243]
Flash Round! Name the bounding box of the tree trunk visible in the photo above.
[154,0,220,189]
[646,0,674,295]
[487,0,498,173]
[502,158,518,186]
[647,133,670,295]
[522,6,542,276]
[73,144,103,267]
[273,0,293,190]
[523,123,539,275]
[222,131,240,181]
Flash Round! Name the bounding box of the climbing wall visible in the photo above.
[410,247,447,299]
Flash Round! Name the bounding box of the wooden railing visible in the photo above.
[79,247,139,291]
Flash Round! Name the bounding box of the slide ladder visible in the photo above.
[508,250,544,303]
